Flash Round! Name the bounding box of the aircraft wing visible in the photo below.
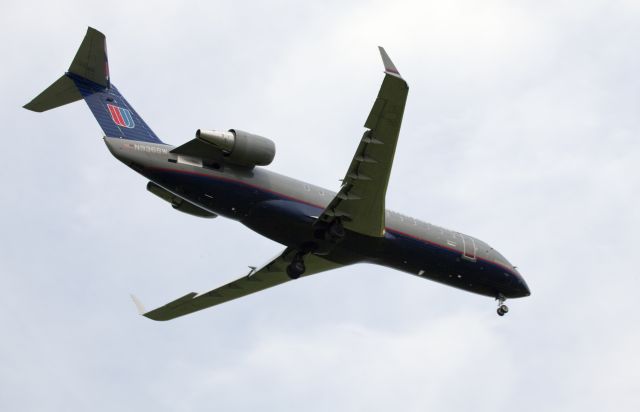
[316,47,409,237]
[134,248,343,321]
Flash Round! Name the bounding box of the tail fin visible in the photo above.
[24,27,163,144]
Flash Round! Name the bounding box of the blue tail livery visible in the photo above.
[24,27,162,144]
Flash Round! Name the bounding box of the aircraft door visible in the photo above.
[456,232,477,261]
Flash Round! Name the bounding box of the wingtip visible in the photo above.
[130,294,147,316]
[378,46,402,78]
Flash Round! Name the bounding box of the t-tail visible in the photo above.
[24,27,163,144]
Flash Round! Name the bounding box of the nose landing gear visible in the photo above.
[496,294,509,317]
[497,304,509,316]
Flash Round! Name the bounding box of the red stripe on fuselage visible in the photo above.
[149,166,322,210]
[146,165,518,276]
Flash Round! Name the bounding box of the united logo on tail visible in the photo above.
[107,104,135,128]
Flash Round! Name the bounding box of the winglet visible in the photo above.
[130,294,147,315]
[378,46,402,78]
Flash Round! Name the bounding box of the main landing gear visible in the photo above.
[288,219,345,280]
[286,253,306,279]
[326,219,345,243]
[496,294,509,317]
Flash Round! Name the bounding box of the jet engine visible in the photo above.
[196,129,276,167]
[147,182,217,218]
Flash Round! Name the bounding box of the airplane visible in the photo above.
[24,27,530,321]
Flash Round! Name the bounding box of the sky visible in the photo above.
[1,0,640,410]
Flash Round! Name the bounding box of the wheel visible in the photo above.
[328,220,345,239]
[497,308,505,316]
[499,304,509,314]
[286,258,305,279]
[326,220,345,243]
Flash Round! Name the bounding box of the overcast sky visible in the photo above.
[2,0,639,410]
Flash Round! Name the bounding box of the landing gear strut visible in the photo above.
[496,294,509,317]
[286,253,306,279]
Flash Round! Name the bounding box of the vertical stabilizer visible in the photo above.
[24,27,163,144]
[68,27,110,88]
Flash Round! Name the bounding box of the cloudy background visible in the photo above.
[2,0,639,410]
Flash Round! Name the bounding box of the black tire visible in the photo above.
[497,308,505,316]
[328,221,345,239]
[500,304,509,314]
[286,259,305,279]
[325,220,345,243]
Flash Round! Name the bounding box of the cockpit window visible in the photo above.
[475,240,510,267]
[492,250,510,266]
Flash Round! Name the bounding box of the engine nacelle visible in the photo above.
[196,129,276,167]
[147,182,217,219]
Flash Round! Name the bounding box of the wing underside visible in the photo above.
[135,248,343,321]
[134,48,407,320]
[316,47,409,237]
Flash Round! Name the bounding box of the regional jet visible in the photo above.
[24,28,530,320]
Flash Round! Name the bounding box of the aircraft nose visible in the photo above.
[513,272,531,298]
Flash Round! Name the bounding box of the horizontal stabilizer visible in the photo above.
[24,27,109,113]
[23,75,82,112]
[23,27,163,143]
